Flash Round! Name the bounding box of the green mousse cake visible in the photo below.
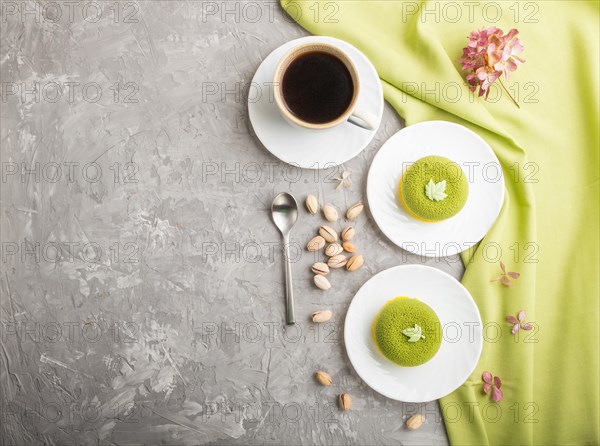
[372,297,442,367]
[398,155,469,222]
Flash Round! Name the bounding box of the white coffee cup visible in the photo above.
[273,42,377,131]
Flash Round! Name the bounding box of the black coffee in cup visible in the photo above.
[281,51,354,124]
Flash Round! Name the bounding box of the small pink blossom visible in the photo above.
[482,371,503,402]
[460,27,525,102]
[491,260,521,287]
[506,310,533,334]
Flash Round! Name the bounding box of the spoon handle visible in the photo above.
[283,233,295,325]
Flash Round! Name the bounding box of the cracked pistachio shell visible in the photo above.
[339,393,352,411]
[342,242,356,253]
[311,262,329,275]
[406,414,425,430]
[319,225,338,243]
[325,243,343,257]
[312,310,332,323]
[322,204,338,222]
[346,203,364,220]
[341,226,355,241]
[327,254,347,269]
[346,255,364,272]
[307,236,326,252]
[315,371,333,386]
[313,275,331,291]
[305,194,318,214]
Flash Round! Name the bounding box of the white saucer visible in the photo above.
[367,121,504,257]
[248,36,384,169]
[344,264,483,402]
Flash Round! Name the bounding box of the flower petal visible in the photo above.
[506,315,518,324]
[506,59,518,72]
[500,276,513,286]
[491,386,503,402]
[482,371,493,384]
[505,28,519,40]
[488,71,501,83]
[511,324,520,334]
[494,376,502,388]
[500,261,506,273]
[483,383,491,394]
[521,322,533,330]
[508,272,521,279]
[518,310,526,321]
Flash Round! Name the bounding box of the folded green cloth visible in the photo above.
[280,1,599,444]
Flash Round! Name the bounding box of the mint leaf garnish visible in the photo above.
[425,179,447,201]
[401,324,426,343]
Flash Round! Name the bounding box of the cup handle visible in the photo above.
[347,108,378,131]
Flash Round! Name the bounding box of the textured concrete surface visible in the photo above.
[0,1,462,444]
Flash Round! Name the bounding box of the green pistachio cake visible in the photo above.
[372,297,442,367]
[398,155,469,222]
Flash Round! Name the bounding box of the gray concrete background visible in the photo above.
[1,1,463,444]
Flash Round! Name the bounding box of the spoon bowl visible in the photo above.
[272,193,299,233]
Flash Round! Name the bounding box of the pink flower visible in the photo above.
[482,371,503,402]
[460,27,525,101]
[491,260,521,286]
[506,310,534,334]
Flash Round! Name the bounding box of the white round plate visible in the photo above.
[344,264,483,402]
[367,121,504,257]
[248,36,384,169]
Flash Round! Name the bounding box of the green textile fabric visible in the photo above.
[280,1,599,444]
